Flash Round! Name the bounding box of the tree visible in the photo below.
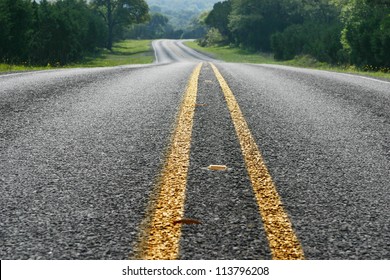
[341,0,390,67]
[126,12,171,39]
[0,0,33,63]
[205,0,232,42]
[92,0,149,50]
[27,0,106,65]
[181,11,208,39]
[0,0,109,66]
[271,0,344,63]
[228,0,303,51]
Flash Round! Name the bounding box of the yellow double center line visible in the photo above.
[134,62,304,260]
[134,63,202,260]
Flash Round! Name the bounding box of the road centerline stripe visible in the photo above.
[133,63,202,260]
[210,63,305,260]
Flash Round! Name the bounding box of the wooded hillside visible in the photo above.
[147,0,219,28]
[202,0,390,69]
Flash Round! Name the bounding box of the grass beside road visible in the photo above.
[70,40,154,68]
[0,40,154,73]
[0,64,48,73]
[185,41,390,80]
[185,41,275,64]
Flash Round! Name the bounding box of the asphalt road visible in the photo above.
[0,40,389,260]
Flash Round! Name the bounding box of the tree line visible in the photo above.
[146,0,219,29]
[0,0,149,66]
[126,11,208,40]
[203,0,390,69]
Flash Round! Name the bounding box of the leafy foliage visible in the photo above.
[228,0,302,51]
[126,1,211,39]
[0,0,151,65]
[271,22,344,63]
[0,0,33,62]
[92,0,149,50]
[125,12,172,39]
[271,1,345,63]
[205,0,232,42]
[202,0,390,68]
[0,0,107,65]
[198,28,225,46]
[341,0,390,67]
[146,0,219,27]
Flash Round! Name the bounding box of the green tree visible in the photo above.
[126,12,171,39]
[147,13,169,38]
[0,0,109,66]
[27,0,106,65]
[271,0,344,63]
[0,0,33,63]
[228,0,302,51]
[181,11,208,39]
[271,21,344,63]
[198,27,225,46]
[205,0,232,42]
[92,0,149,50]
[341,0,390,67]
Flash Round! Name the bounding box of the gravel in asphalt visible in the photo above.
[213,63,390,259]
[180,64,271,260]
[0,63,197,259]
[1,40,389,260]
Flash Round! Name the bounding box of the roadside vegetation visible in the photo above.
[2,0,389,79]
[199,0,390,78]
[185,41,390,80]
[185,41,275,64]
[141,0,219,38]
[0,39,153,73]
[0,0,149,71]
[70,40,154,67]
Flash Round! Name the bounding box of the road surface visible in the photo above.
[0,40,389,260]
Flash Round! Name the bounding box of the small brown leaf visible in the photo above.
[208,165,228,171]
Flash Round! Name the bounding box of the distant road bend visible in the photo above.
[0,40,389,260]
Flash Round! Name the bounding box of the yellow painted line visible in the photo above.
[133,63,203,260]
[210,63,305,260]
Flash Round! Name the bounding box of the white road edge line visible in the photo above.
[336,72,390,85]
[152,40,159,64]
[259,64,390,85]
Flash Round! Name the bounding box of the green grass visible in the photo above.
[185,41,275,64]
[70,39,154,68]
[0,63,49,72]
[284,55,390,80]
[0,40,154,73]
[185,41,390,80]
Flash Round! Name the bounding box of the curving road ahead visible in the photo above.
[0,40,389,260]
[152,39,216,63]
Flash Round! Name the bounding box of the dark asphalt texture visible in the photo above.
[1,63,196,259]
[180,64,271,260]
[1,40,389,260]
[214,63,390,259]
